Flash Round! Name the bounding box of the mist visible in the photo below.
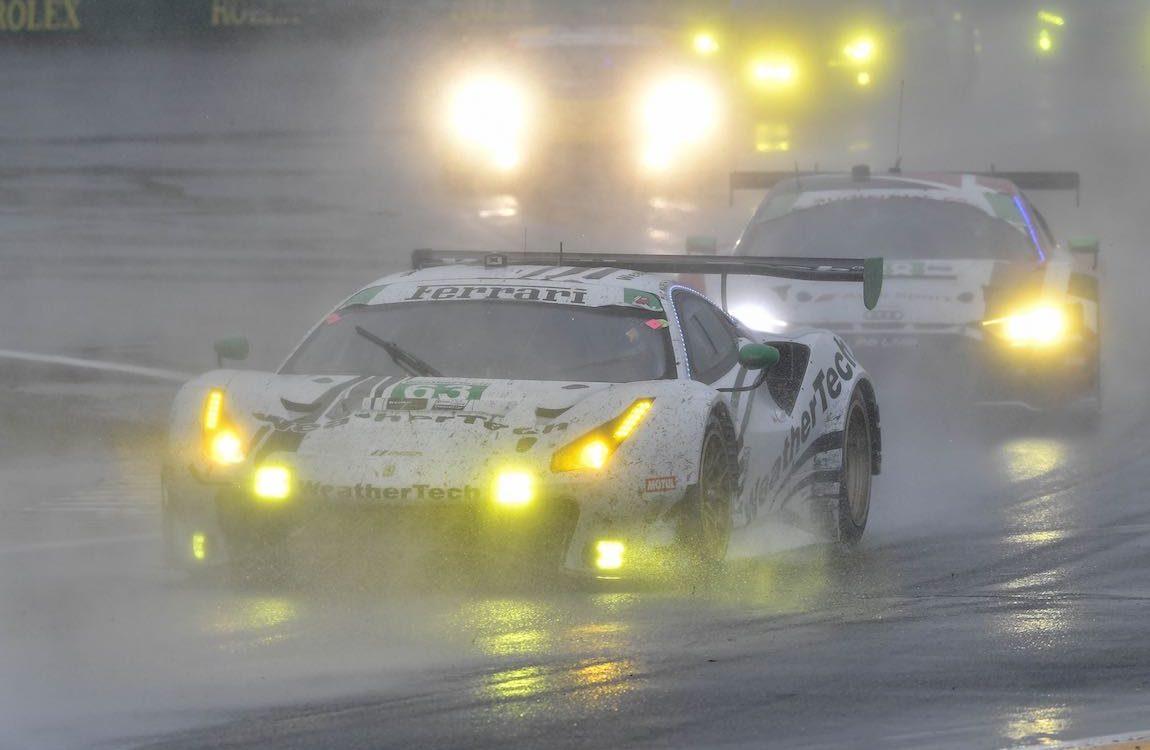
[3,2,1150,748]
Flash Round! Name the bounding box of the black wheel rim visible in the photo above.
[843,403,871,529]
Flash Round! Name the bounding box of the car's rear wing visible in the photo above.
[411,248,883,310]
[728,168,1081,204]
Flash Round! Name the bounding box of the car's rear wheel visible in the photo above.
[680,415,735,565]
[838,391,873,544]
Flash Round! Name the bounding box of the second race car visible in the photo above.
[717,166,1101,416]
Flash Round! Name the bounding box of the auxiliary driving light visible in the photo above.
[494,470,535,508]
[209,429,244,465]
[253,465,292,501]
[191,532,207,562]
[595,540,625,571]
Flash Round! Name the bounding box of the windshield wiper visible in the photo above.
[354,326,442,378]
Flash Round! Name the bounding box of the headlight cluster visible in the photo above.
[201,389,293,501]
[983,304,1069,347]
[202,388,244,465]
[552,399,654,472]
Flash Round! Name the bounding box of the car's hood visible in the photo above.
[726,259,1049,333]
[222,374,659,494]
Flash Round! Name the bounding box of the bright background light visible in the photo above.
[730,304,788,333]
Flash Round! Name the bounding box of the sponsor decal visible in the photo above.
[298,480,482,502]
[864,309,904,322]
[625,288,663,311]
[369,449,421,457]
[753,337,858,511]
[406,285,587,304]
[383,382,488,411]
[643,475,677,493]
[0,0,80,31]
[210,0,300,27]
[644,318,670,330]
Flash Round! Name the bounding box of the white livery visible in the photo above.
[163,251,882,578]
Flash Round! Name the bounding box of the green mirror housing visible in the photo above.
[685,235,718,255]
[213,336,250,364]
[863,257,884,310]
[738,343,780,370]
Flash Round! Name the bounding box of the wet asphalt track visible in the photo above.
[3,8,1150,749]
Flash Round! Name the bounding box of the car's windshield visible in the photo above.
[281,300,674,382]
[736,196,1040,261]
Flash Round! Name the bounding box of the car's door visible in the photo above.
[672,288,793,528]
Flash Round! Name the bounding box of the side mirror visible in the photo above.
[685,235,718,255]
[737,343,780,370]
[1069,236,1099,271]
[718,344,781,393]
[213,336,250,367]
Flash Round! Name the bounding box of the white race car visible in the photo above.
[162,250,883,580]
[720,167,1101,415]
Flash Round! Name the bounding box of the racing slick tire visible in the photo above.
[678,413,736,566]
[836,389,874,545]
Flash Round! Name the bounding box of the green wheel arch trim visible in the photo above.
[863,257,884,310]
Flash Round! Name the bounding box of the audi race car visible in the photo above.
[718,166,1101,416]
[162,250,883,581]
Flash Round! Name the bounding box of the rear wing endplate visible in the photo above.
[411,249,883,310]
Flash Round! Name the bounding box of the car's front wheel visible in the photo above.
[679,414,736,565]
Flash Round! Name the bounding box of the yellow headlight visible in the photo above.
[552,399,654,472]
[986,305,1068,346]
[1037,28,1054,53]
[253,465,292,501]
[203,389,224,431]
[595,540,625,571]
[209,429,244,465]
[494,470,534,508]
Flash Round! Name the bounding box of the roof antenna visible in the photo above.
[890,79,904,174]
[559,240,564,265]
[794,160,802,191]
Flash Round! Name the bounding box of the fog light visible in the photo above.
[191,532,207,561]
[254,466,292,501]
[595,540,625,571]
[494,471,534,508]
[209,429,244,465]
